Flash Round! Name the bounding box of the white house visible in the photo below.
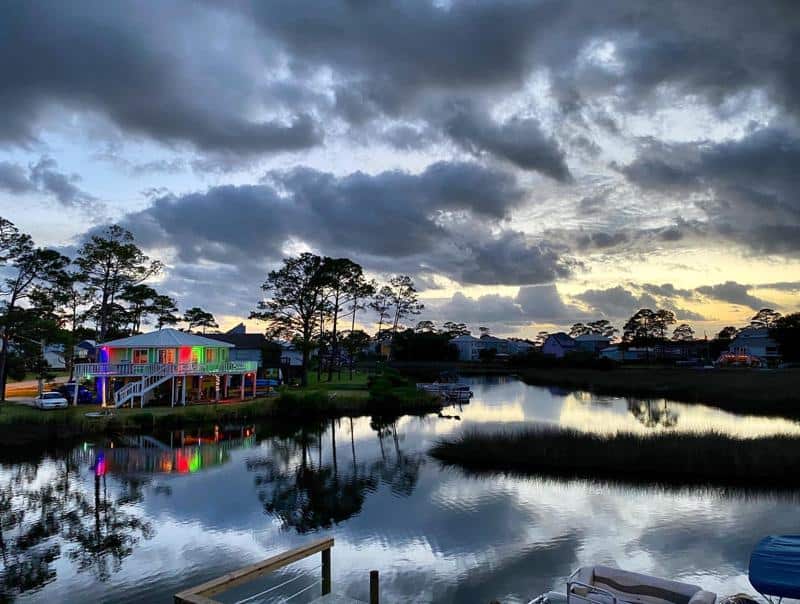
[542,333,577,358]
[574,333,613,355]
[728,328,780,362]
[450,335,483,361]
[450,334,534,361]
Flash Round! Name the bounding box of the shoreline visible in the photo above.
[392,361,800,419]
[0,369,442,445]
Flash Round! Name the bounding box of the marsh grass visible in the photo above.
[431,427,800,488]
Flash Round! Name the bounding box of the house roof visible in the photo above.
[575,333,612,342]
[546,332,576,346]
[204,332,268,349]
[100,328,234,349]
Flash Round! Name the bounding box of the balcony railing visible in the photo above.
[73,361,258,378]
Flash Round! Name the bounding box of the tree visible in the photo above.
[569,322,590,338]
[369,285,393,341]
[75,225,162,342]
[250,253,328,387]
[342,329,372,379]
[622,309,655,343]
[750,308,782,329]
[771,313,800,362]
[587,319,618,338]
[50,271,93,379]
[671,323,695,341]
[478,326,491,337]
[652,309,677,339]
[535,331,549,346]
[183,306,218,333]
[318,258,366,381]
[441,321,469,337]
[151,295,179,329]
[387,276,423,344]
[717,326,738,340]
[119,283,159,333]
[0,221,69,401]
[415,320,435,333]
[345,276,375,367]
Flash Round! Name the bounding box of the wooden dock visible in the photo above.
[174,538,378,604]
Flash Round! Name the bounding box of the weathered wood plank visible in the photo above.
[176,537,334,602]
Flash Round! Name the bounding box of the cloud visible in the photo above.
[515,284,585,321]
[425,284,583,332]
[620,127,800,254]
[576,284,706,321]
[695,281,772,309]
[121,161,576,317]
[0,156,96,208]
[0,161,36,194]
[0,2,323,158]
[443,102,571,181]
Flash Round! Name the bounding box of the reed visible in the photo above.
[430,427,800,488]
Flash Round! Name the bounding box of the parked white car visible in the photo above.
[34,391,69,410]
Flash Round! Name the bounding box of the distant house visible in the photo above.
[44,344,66,369]
[542,333,577,358]
[75,339,97,360]
[574,334,612,355]
[727,328,781,363]
[451,335,482,361]
[600,346,652,362]
[205,323,267,369]
[449,334,534,361]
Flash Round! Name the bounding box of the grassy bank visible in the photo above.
[431,428,800,488]
[518,367,800,418]
[0,368,440,443]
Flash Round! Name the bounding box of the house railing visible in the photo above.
[74,361,258,378]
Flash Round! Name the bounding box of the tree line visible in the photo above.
[0,217,220,400]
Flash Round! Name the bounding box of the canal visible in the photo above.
[2,376,798,603]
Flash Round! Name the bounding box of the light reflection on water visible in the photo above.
[1,378,799,603]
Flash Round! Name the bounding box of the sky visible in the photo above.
[1,0,799,338]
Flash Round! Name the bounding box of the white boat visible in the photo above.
[530,566,716,604]
[416,382,471,393]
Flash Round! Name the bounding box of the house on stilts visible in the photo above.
[72,328,259,408]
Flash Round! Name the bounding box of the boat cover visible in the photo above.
[749,535,800,598]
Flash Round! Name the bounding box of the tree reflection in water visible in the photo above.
[247,417,423,533]
[627,398,679,429]
[0,453,153,601]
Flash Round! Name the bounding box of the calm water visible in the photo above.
[2,376,799,603]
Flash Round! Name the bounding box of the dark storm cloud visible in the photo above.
[695,281,772,310]
[0,162,35,194]
[621,127,800,253]
[759,281,800,292]
[0,1,322,156]
[122,161,577,316]
[0,157,96,208]
[442,103,571,180]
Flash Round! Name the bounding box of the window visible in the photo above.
[133,349,148,364]
[191,349,200,364]
[205,348,215,363]
[158,349,176,364]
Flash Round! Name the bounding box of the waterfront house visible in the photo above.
[542,333,577,358]
[73,328,258,408]
[574,334,612,355]
[726,327,781,364]
[450,334,482,361]
[451,334,535,361]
